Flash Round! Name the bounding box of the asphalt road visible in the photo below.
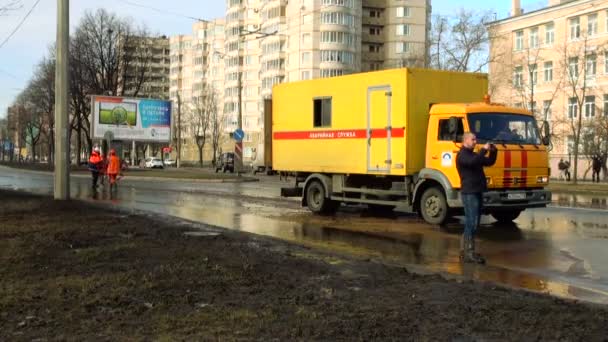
[2,166,608,304]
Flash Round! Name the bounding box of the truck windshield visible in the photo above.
[467,113,541,145]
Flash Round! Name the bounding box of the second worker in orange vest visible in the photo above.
[107,149,121,187]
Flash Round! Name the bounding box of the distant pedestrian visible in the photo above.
[106,149,122,189]
[88,147,103,189]
[456,132,498,264]
[558,159,571,181]
[592,155,602,183]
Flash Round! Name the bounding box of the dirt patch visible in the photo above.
[1,190,607,340]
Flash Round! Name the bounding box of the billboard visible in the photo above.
[91,96,172,142]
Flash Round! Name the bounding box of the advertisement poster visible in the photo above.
[91,96,172,142]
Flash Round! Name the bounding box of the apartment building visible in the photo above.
[489,0,608,179]
[120,36,171,99]
[362,0,431,71]
[170,0,430,164]
[169,20,227,163]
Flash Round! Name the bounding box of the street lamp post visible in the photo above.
[54,0,69,200]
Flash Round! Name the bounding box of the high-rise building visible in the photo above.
[169,20,226,163]
[488,0,608,179]
[120,35,171,99]
[170,0,431,164]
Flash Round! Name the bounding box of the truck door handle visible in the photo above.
[431,155,438,160]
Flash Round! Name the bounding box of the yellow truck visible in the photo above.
[267,68,552,225]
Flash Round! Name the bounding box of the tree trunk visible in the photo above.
[198,144,204,167]
[48,131,54,164]
[76,123,82,165]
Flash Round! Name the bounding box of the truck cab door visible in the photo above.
[427,116,464,187]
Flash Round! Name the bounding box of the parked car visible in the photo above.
[163,159,176,167]
[215,152,235,173]
[144,157,164,169]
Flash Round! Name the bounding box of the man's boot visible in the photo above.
[462,236,485,264]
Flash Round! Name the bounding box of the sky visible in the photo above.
[0,0,545,118]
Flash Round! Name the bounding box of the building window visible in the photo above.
[396,24,410,36]
[302,33,312,45]
[605,51,608,74]
[369,9,381,18]
[588,13,598,36]
[370,27,381,35]
[515,30,524,51]
[568,97,578,118]
[321,12,355,27]
[545,22,554,45]
[543,100,552,120]
[514,66,523,87]
[569,17,580,40]
[586,54,597,77]
[396,42,409,53]
[529,27,539,48]
[313,98,332,127]
[396,7,411,18]
[369,44,381,53]
[301,70,311,80]
[569,57,579,78]
[585,96,596,117]
[604,94,608,116]
[544,61,553,82]
[301,52,311,63]
[529,63,537,85]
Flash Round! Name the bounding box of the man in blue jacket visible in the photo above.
[456,132,498,264]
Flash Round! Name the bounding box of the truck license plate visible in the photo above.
[507,193,526,200]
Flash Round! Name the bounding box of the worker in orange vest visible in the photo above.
[106,149,122,189]
[88,147,103,188]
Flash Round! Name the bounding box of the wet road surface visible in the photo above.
[2,166,608,304]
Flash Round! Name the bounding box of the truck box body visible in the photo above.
[271,68,488,176]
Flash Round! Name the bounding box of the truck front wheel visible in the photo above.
[420,187,449,225]
[306,180,338,215]
[491,210,522,223]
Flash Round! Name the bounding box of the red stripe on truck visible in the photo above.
[503,150,512,188]
[273,128,405,140]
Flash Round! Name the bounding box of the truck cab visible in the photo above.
[418,100,552,224]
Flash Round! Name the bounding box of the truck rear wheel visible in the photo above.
[306,180,338,215]
[491,210,522,223]
[420,187,449,225]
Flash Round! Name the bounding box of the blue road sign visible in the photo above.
[233,128,245,142]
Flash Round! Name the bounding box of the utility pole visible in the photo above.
[235,64,243,174]
[176,92,181,168]
[54,0,69,200]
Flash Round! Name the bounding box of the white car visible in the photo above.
[163,159,176,167]
[145,157,164,169]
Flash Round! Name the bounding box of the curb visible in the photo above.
[0,165,259,184]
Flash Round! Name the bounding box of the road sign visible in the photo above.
[233,128,245,142]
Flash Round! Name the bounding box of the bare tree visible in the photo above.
[68,9,156,159]
[0,0,21,16]
[191,84,217,167]
[211,104,227,167]
[556,32,601,184]
[12,91,42,162]
[430,10,497,72]
[28,56,56,163]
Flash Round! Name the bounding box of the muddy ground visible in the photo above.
[1,190,607,341]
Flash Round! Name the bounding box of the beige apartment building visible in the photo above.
[170,20,227,163]
[170,0,430,164]
[120,36,171,99]
[489,0,608,179]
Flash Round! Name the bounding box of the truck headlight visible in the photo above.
[536,176,549,184]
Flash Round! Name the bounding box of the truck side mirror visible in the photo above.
[448,117,459,142]
[541,120,551,146]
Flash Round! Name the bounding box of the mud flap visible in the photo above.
[281,187,303,197]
